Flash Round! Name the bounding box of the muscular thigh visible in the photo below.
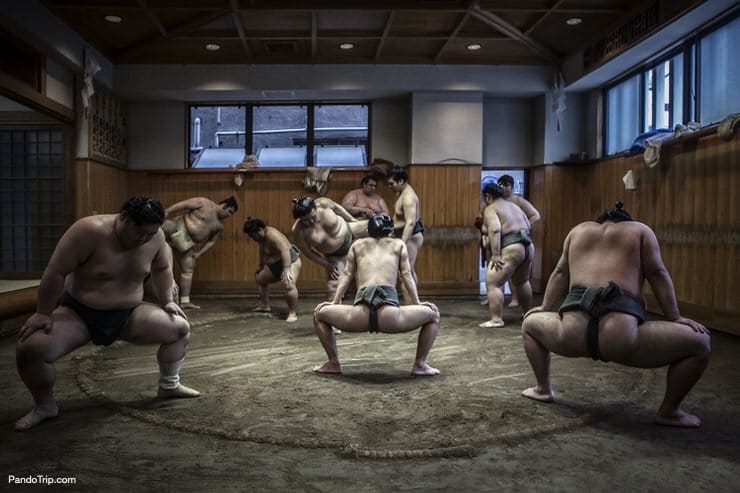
[485,260,516,287]
[317,304,370,332]
[408,234,423,257]
[610,318,710,368]
[525,311,590,357]
[288,258,302,285]
[510,245,534,285]
[120,302,187,345]
[19,306,91,361]
[377,305,435,333]
[255,265,278,285]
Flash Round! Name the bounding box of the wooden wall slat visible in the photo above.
[124,166,482,296]
[533,132,739,334]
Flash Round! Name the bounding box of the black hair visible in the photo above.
[220,196,239,212]
[387,166,408,183]
[596,201,633,223]
[119,197,165,225]
[292,197,316,218]
[243,217,266,234]
[368,214,395,238]
[497,175,515,187]
[483,183,505,200]
[360,175,377,186]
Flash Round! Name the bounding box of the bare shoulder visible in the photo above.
[73,214,114,235]
[266,226,288,241]
[315,197,334,208]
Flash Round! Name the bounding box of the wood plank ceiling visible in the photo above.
[38,0,683,66]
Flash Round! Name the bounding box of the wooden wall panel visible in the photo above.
[73,159,128,218]
[125,166,481,296]
[537,132,739,334]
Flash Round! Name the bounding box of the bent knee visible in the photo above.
[173,317,191,340]
[695,333,711,356]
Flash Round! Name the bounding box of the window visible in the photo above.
[606,74,641,155]
[603,10,739,155]
[188,102,369,168]
[0,128,65,275]
[698,14,740,124]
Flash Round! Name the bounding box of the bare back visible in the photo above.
[565,221,651,298]
[350,237,405,286]
[489,199,530,235]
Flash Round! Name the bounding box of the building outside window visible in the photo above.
[188,102,368,168]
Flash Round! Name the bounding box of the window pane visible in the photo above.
[699,15,740,124]
[314,104,368,167]
[644,69,654,131]
[189,105,246,168]
[672,53,684,126]
[253,105,307,167]
[606,74,641,155]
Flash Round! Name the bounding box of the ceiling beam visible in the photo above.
[524,0,565,36]
[311,11,318,59]
[374,11,395,60]
[470,6,560,64]
[137,0,168,37]
[113,9,230,62]
[434,13,470,63]
[230,0,252,60]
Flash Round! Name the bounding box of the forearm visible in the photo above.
[36,272,66,316]
[648,268,681,319]
[332,272,352,303]
[152,267,176,305]
[401,271,421,304]
[540,269,568,311]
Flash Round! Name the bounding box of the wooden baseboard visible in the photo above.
[0,287,38,321]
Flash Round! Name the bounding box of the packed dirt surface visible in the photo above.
[2,296,739,492]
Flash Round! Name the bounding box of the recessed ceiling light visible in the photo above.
[104,15,122,24]
[566,17,582,26]
[205,43,221,51]
[467,43,482,51]
[339,42,354,50]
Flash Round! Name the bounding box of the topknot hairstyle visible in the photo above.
[368,214,395,238]
[483,183,505,200]
[243,217,266,234]
[387,166,408,183]
[596,201,633,223]
[292,197,316,218]
[220,196,239,212]
[119,197,165,225]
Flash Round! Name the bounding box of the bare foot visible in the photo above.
[15,405,59,431]
[313,361,342,374]
[252,305,272,313]
[479,298,489,306]
[411,362,440,376]
[157,383,201,398]
[286,313,298,323]
[521,386,555,402]
[507,302,520,308]
[181,302,201,310]
[655,409,701,428]
[479,320,505,328]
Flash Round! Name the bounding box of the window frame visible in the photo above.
[601,7,739,155]
[186,100,371,169]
